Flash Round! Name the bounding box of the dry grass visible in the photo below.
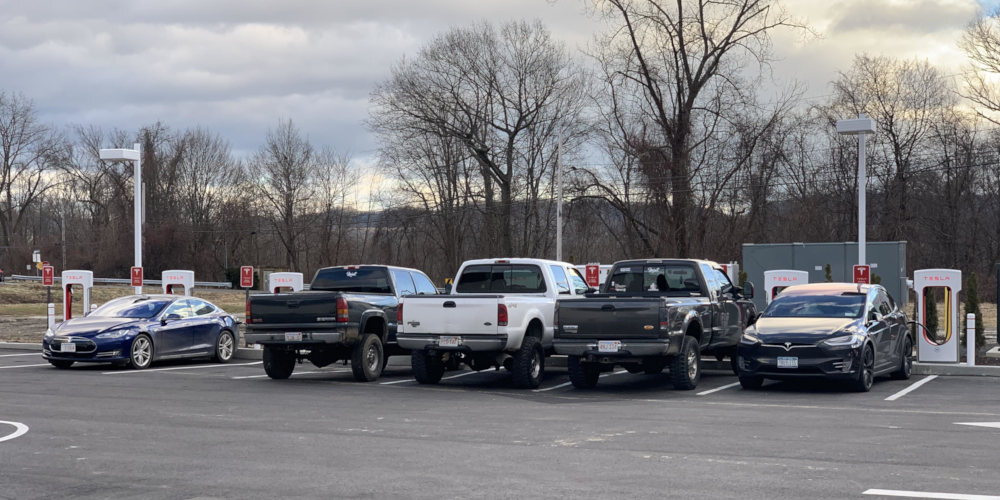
[905,300,997,329]
[0,281,249,317]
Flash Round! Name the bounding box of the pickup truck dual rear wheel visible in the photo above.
[668,335,701,390]
[351,334,385,382]
[511,336,544,389]
[411,350,444,384]
[568,355,600,389]
[263,346,295,379]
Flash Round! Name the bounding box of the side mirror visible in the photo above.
[161,313,182,325]
[742,282,754,299]
[866,310,882,325]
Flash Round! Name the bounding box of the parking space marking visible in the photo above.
[696,382,741,396]
[885,375,938,401]
[0,363,51,370]
[231,370,349,379]
[0,421,29,443]
[863,488,1000,499]
[101,361,261,375]
[535,369,629,392]
[0,353,40,358]
[954,422,1000,429]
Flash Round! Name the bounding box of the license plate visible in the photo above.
[439,336,461,347]
[777,356,798,369]
[60,342,76,353]
[598,340,621,353]
[284,332,302,342]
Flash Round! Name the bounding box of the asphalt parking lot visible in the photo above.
[2,348,999,500]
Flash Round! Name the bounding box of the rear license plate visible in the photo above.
[284,332,302,342]
[598,340,621,353]
[60,342,76,353]
[777,356,798,369]
[439,336,461,347]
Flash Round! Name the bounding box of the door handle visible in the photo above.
[443,301,456,308]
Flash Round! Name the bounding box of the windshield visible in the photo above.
[311,267,392,293]
[90,297,171,319]
[763,293,866,318]
[604,264,701,295]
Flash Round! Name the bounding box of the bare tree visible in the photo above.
[960,10,1000,125]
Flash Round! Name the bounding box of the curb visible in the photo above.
[913,361,1000,377]
[0,342,41,351]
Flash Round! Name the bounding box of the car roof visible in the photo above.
[611,258,719,267]
[778,283,876,296]
[317,264,426,274]
[460,258,574,267]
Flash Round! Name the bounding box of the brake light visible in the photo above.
[553,303,559,327]
[396,302,403,323]
[337,297,349,322]
[498,304,508,326]
[245,299,252,323]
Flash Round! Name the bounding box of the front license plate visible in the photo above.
[777,356,798,369]
[60,342,76,353]
[438,336,461,347]
[284,332,302,342]
[598,340,621,353]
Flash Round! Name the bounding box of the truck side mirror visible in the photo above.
[742,282,754,299]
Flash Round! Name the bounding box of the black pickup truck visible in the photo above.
[244,265,437,382]
[553,259,756,390]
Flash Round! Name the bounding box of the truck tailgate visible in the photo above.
[402,295,500,335]
[249,292,341,326]
[557,298,662,338]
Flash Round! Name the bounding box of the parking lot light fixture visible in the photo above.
[836,114,876,267]
[99,143,143,294]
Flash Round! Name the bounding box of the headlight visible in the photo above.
[822,334,864,348]
[740,332,761,345]
[96,328,136,339]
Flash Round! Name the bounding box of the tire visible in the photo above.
[851,344,875,392]
[213,330,235,363]
[730,355,740,376]
[263,346,295,379]
[128,334,153,370]
[511,336,544,389]
[739,375,764,389]
[668,335,701,390]
[49,360,74,369]
[351,333,385,382]
[411,350,444,384]
[890,335,913,380]
[567,355,600,389]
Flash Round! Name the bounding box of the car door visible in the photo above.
[390,270,418,342]
[712,268,745,344]
[187,299,220,354]
[867,291,893,371]
[153,299,194,357]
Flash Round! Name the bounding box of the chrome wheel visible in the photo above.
[686,346,698,380]
[217,332,234,362]
[130,335,152,369]
[529,349,541,380]
[365,343,380,372]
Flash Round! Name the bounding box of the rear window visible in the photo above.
[455,264,547,293]
[605,264,701,295]
[763,292,865,318]
[311,267,392,293]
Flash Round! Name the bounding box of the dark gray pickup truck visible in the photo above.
[553,259,756,390]
[244,265,437,382]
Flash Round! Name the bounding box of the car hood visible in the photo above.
[754,317,862,343]
[54,317,144,337]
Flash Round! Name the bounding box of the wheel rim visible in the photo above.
[366,343,380,371]
[218,333,233,360]
[687,346,698,380]
[132,337,151,367]
[530,349,541,379]
[903,340,912,376]
[862,348,874,388]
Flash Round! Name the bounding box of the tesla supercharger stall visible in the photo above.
[913,269,962,363]
[162,270,194,296]
[763,270,809,305]
[61,270,93,320]
[269,272,304,293]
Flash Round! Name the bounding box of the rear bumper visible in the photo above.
[397,333,508,352]
[245,329,348,345]
[553,338,673,358]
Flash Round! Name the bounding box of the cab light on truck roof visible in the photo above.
[337,297,349,322]
[498,304,508,327]
[495,259,509,264]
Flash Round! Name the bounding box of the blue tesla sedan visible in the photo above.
[42,294,238,369]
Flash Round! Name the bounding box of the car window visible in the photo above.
[763,292,866,318]
[311,267,392,293]
[455,264,546,293]
[410,272,437,295]
[162,299,194,319]
[392,269,417,296]
[190,299,217,316]
[549,265,570,294]
[568,267,589,295]
[876,291,892,316]
[700,264,721,297]
[713,269,734,294]
[606,263,701,294]
[90,297,171,318]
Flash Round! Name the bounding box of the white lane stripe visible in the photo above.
[101,361,260,375]
[441,370,484,381]
[231,370,349,380]
[954,422,1000,429]
[602,370,629,377]
[0,353,41,358]
[0,363,51,369]
[0,421,29,443]
[534,369,629,392]
[380,378,416,385]
[381,370,487,385]
[885,375,938,401]
[863,488,1000,499]
[697,382,741,396]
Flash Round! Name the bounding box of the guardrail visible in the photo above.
[9,274,233,289]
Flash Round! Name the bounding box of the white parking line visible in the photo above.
[0,363,51,370]
[885,375,938,401]
[0,421,29,443]
[231,370,349,380]
[101,361,260,375]
[441,370,484,381]
[863,488,1000,499]
[534,369,629,392]
[697,382,741,396]
[0,353,40,358]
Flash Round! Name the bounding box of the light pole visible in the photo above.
[99,143,143,294]
[556,143,563,262]
[836,114,876,267]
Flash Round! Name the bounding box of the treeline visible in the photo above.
[2,1,1000,299]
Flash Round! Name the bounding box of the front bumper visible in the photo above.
[737,342,862,380]
[397,333,508,352]
[42,336,128,363]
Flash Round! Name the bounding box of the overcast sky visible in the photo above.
[2,0,998,163]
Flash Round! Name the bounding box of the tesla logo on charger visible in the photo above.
[42,266,54,286]
[853,265,870,284]
[240,266,254,288]
[131,267,143,287]
[773,276,800,283]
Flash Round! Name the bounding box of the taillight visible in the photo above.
[337,297,349,322]
[498,304,508,326]
[396,302,403,323]
[553,303,559,327]
[245,299,252,323]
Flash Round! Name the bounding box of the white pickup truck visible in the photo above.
[396,258,591,388]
